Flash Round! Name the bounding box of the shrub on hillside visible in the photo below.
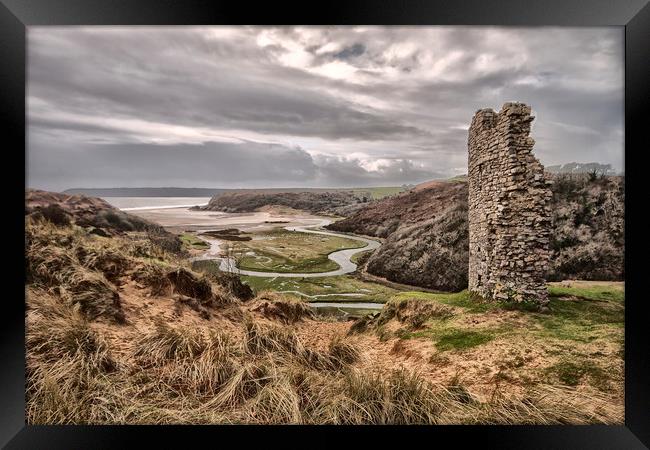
[31,204,72,227]
[366,202,469,292]
[548,174,624,280]
[146,228,185,255]
[26,242,125,323]
[337,175,623,289]
[191,260,254,301]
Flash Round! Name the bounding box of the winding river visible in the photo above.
[192,219,381,278]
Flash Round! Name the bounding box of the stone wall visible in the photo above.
[467,102,552,306]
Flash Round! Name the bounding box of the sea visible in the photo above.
[100,197,211,211]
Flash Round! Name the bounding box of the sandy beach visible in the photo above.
[127,205,327,234]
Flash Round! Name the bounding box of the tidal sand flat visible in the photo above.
[126,205,325,233]
[102,196,211,210]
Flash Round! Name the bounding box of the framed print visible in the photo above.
[2,0,649,447]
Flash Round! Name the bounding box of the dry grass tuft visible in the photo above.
[134,264,239,307]
[316,369,444,424]
[75,244,131,283]
[27,227,125,323]
[346,312,379,335]
[249,292,315,324]
[58,268,125,323]
[379,298,454,329]
[348,299,453,336]
[26,287,623,425]
[27,290,117,372]
[166,268,214,303]
[325,337,360,369]
[26,291,119,424]
[443,384,622,425]
[239,374,303,423]
[243,320,304,356]
[157,331,240,397]
[131,262,172,296]
[134,321,207,364]
[28,245,78,285]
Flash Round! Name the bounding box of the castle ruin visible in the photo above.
[467,102,552,306]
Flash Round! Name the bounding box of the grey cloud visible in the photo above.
[27,137,442,191]
[314,156,444,186]
[28,28,426,142]
[334,43,366,60]
[27,26,624,191]
[28,139,318,191]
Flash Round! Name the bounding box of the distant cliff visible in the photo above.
[199,190,365,215]
[545,162,620,176]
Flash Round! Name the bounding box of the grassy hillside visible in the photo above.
[326,181,467,238]
[327,181,469,291]
[201,191,362,215]
[349,186,405,200]
[328,174,623,291]
[26,189,184,253]
[199,186,406,216]
[25,205,623,424]
[348,281,623,415]
[548,174,624,281]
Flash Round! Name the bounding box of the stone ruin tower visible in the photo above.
[467,102,552,306]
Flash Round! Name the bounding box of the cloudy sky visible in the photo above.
[27,26,623,191]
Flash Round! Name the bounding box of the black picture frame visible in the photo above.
[2,0,648,447]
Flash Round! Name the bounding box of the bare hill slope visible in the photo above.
[26,189,184,253]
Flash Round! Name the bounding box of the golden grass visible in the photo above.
[24,218,624,425]
[26,292,622,425]
[27,237,124,322]
[249,291,315,324]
